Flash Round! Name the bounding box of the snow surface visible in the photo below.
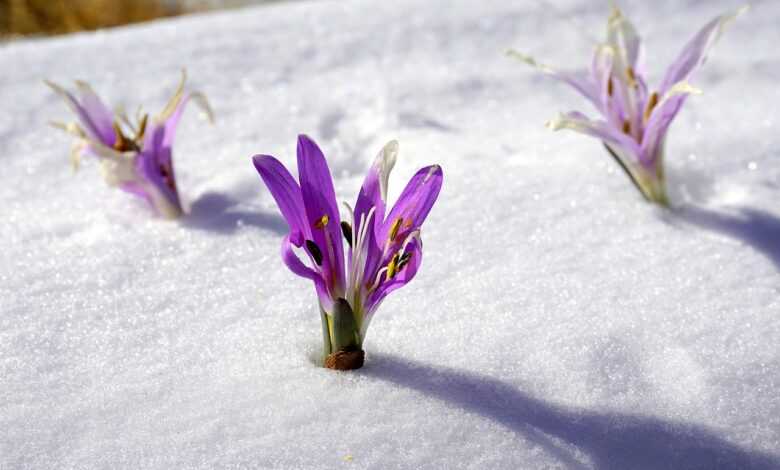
[2,0,780,468]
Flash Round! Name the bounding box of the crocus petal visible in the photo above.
[46,80,116,146]
[138,123,182,217]
[382,165,443,242]
[253,154,309,246]
[160,92,213,148]
[658,6,747,95]
[365,237,423,317]
[281,234,333,311]
[354,140,398,232]
[353,141,398,287]
[606,6,643,75]
[546,111,642,161]
[508,50,601,111]
[591,45,616,119]
[74,81,117,146]
[640,81,702,166]
[297,135,346,292]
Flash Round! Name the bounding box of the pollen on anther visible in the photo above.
[386,253,400,279]
[626,67,637,87]
[389,217,403,241]
[314,214,330,229]
[644,92,659,121]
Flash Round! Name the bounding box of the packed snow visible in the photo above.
[1,0,779,468]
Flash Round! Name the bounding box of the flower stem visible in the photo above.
[320,307,333,359]
[320,299,364,370]
[603,143,670,207]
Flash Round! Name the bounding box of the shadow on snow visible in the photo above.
[667,205,780,271]
[183,191,287,235]
[363,354,780,470]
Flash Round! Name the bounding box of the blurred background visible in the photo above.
[0,0,279,37]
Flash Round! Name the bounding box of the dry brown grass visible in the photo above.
[0,0,187,37]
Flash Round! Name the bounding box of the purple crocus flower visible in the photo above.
[510,5,746,206]
[47,72,212,218]
[253,135,443,370]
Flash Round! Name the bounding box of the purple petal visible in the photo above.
[382,165,443,242]
[281,235,333,311]
[640,83,701,167]
[508,51,601,111]
[162,94,190,149]
[352,141,398,280]
[591,45,615,119]
[551,69,601,111]
[547,111,643,163]
[366,238,423,313]
[74,82,116,146]
[138,123,182,215]
[296,135,345,291]
[160,91,212,149]
[47,80,116,146]
[658,7,746,95]
[253,154,309,246]
[354,141,398,236]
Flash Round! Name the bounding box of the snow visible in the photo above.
[1,0,779,468]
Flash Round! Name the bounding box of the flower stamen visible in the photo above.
[340,221,353,248]
[305,239,324,266]
[314,214,330,229]
[386,253,400,279]
[134,114,148,141]
[644,92,659,122]
[626,67,637,87]
[396,251,413,271]
[388,217,403,241]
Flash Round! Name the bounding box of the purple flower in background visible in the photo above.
[253,135,443,370]
[510,5,747,206]
[47,72,212,218]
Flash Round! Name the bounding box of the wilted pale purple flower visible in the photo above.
[47,72,212,218]
[510,5,746,206]
[253,135,443,370]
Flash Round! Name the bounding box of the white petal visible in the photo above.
[377,140,398,203]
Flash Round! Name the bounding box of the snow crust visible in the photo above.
[1,0,779,468]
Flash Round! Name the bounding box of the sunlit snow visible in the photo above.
[1,0,779,468]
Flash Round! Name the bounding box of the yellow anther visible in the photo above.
[314,214,330,229]
[644,92,659,122]
[134,114,148,141]
[607,77,614,97]
[112,122,127,151]
[386,253,400,279]
[388,217,403,241]
[625,67,637,87]
[622,120,631,136]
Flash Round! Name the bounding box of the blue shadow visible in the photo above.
[183,191,287,235]
[363,354,780,470]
